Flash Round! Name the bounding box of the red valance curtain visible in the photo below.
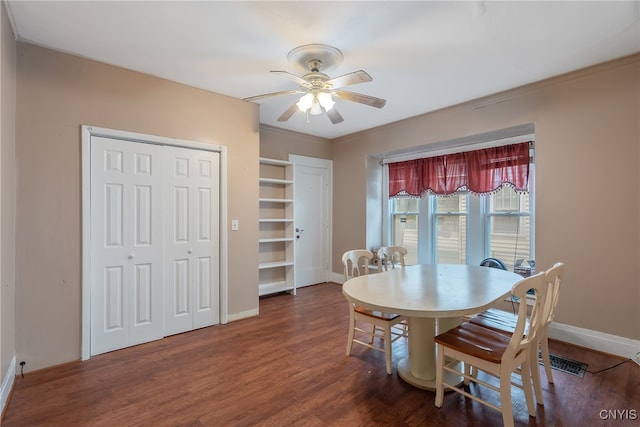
[389,142,531,197]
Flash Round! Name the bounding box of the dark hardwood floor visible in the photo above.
[3,283,638,426]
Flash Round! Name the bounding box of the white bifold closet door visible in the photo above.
[90,136,219,356]
[163,146,220,336]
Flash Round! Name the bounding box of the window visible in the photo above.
[387,141,534,271]
[390,186,533,270]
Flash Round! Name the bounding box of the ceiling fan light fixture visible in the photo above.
[317,92,335,111]
[296,93,314,112]
[297,92,335,115]
[309,101,323,115]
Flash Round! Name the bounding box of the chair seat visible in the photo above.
[355,306,402,322]
[434,322,513,364]
[469,307,519,333]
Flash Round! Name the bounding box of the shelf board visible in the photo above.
[259,198,293,203]
[259,157,293,167]
[259,218,293,223]
[259,261,294,269]
[259,237,295,243]
[259,281,294,296]
[260,178,293,185]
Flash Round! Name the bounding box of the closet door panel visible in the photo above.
[164,147,220,335]
[90,136,164,356]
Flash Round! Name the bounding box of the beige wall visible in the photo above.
[1,1,16,382]
[260,125,332,161]
[330,55,640,341]
[15,43,261,371]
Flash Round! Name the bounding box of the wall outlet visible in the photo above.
[231,220,239,231]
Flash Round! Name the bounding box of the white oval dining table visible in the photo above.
[342,264,523,390]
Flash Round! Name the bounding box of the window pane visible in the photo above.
[489,216,531,271]
[436,194,465,213]
[394,197,419,213]
[392,214,418,265]
[488,186,532,271]
[436,215,466,264]
[490,186,528,213]
[435,194,467,264]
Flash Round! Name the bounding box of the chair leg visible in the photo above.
[435,344,445,407]
[521,360,537,417]
[384,325,392,375]
[369,325,377,345]
[530,345,544,405]
[499,368,515,427]
[463,362,472,385]
[346,312,356,356]
[540,333,554,384]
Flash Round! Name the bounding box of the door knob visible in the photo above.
[128,253,135,260]
[187,248,193,254]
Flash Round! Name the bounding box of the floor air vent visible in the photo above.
[542,353,588,378]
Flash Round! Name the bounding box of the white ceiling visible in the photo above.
[6,1,640,139]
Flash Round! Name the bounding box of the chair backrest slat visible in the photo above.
[505,272,548,360]
[544,262,565,325]
[342,250,373,282]
[377,246,407,271]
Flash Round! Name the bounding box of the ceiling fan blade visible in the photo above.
[277,102,299,122]
[271,70,311,88]
[323,106,344,124]
[243,90,302,103]
[325,70,372,89]
[334,90,386,108]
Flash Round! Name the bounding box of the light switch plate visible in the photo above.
[231,220,239,231]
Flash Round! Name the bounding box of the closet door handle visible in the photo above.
[128,253,135,260]
[187,248,193,254]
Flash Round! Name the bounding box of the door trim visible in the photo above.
[289,154,332,286]
[81,125,228,360]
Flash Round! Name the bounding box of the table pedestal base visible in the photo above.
[397,316,463,391]
[398,358,463,391]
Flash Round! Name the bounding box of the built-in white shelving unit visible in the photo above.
[258,157,295,296]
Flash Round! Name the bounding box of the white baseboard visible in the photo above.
[1,356,16,415]
[331,271,639,359]
[226,307,259,323]
[548,322,640,359]
[331,272,344,284]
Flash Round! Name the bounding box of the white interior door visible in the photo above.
[290,155,332,287]
[164,146,220,336]
[90,136,164,355]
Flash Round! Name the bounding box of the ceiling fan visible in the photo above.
[242,44,386,124]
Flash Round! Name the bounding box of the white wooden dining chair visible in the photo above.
[377,246,408,271]
[434,272,548,427]
[468,262,565,405]
[376,246,409,337]
[342,249,407,375]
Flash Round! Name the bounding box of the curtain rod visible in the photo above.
[380,135,535,165]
